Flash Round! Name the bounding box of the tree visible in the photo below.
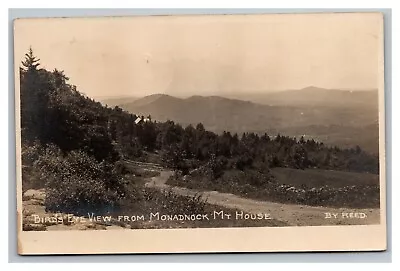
[290,145,309,169]
[21,47,40,72]
[52,69,69,88]
[270,155,282,168]
[261,133,270,142]
[162,143,188,174]
[207,154,227,179]
[323,151,331,167]
[196,123,205,132]
[20,47,47,142]
[140,121,157,151]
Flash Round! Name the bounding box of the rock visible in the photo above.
[106,225,127,230]
[23,189,46,201]
[85,223,107,230]
[23,223,47,231]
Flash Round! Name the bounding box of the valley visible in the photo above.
[105,87,379,153]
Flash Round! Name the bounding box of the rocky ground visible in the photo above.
[22,189,128,231]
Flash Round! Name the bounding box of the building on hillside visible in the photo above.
[134,116,151,124]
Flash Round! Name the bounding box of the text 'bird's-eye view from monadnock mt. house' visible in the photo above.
[15,13,384,233]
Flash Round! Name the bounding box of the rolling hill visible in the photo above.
[100,96,139,107]
[116,88,380,153]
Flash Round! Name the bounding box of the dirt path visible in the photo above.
[145,170,380,226]
[22,163,380,230]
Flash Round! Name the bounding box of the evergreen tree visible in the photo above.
[21,47,40,72]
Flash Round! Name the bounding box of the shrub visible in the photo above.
[207,154,227,179]
[35,145,126,215]
[235,154,253,171]
[119,187,208,217]
[21,141,45,191]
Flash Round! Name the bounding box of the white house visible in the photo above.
[134,116,151,124]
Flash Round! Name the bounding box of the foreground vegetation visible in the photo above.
[22,162,287,230]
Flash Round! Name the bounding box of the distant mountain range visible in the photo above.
[101,87,380,153]
[225,86,379,107]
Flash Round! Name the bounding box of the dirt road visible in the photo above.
[145,170,381,226]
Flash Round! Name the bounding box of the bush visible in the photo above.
[207,154,227,179]
[139,188,207,215]
[21,141,45,191]
[235,153,253,170]
[35,145,126,215]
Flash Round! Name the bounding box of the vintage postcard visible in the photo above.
[14,12,386,254]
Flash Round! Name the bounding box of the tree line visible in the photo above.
[21,48,379,174]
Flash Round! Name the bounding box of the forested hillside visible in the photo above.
[20,49,380,214]
[118,93,379,153]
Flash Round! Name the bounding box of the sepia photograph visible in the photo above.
[14,12,386,254]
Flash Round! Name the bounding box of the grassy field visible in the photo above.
[270,167,379,188]
[167,167,380,208]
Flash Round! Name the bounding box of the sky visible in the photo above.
[14,13,383,98]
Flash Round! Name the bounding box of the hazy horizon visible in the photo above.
[92,86,378,100]
[15,13,382,98]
